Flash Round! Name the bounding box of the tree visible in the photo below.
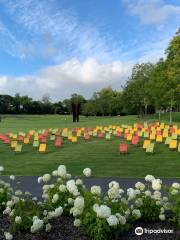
[165,29,180,123]
[13,93,21,113]
[82,101,96,116]
[0,95,14,113]
[41,94,51,104]
[122,63,154,116]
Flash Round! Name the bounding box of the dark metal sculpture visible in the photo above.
[72,103,80,122]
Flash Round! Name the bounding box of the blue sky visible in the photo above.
[0,0,179,101]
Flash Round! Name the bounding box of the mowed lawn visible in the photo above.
[0,114,179,177]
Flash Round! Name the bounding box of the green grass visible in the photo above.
[0,114,179,177]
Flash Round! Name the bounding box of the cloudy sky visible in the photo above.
[0,0,179,101]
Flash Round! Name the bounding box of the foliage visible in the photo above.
[1,165,180,239]
[0,180,12,213]
[165,183,180,227]
[0,168,12,213]
[137,195,161,222]
[8,194,43,234]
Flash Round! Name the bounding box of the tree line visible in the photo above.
[0,29,180,120]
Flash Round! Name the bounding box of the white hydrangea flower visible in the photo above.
[15,216,22,224]
[4,232,13,240]
[135,189,141,195]
[108,187,122,199]
[66,180,79,196]
[127,188,136,200]
[152,191,161,200]
[54,206,63,217]
[9,210,14,217]
[68,198,74,205]
[45,223,52,232]
[159,214,165,221]
[37,177,43,183]
[107,215,119,226]
[156,200,161,206]
[91,185,101,196]
[7,201,14,208]
[145,175,155,182]
[152,179,162,191]
[74,219,81,227]
[43,210,48,216]
[3,207,11,215]
[43,184,51,193]
[31,218,44,233]
[57,165,67,178]
[70,207,83,217]
[160,207,164,214]
[93,203,99,213]
[59,184,67,192]
[76,179,83,185]
[42,174,51,183]
[135,198,143,207]
[135,182,145,191]
[171,189,178,195]
[52,194,59,203]
[109,181,119,189]
[172,183,180,190]
[66,173,72,179]
[83,168,91,177]
[162,196,168,202]
[52,170,58,176]
[42,193,49,199]
[15,190,22,196]
[96,205,111,219]
[116,213,126,224]
[132,209,141,219]
[144,190,151,197]
[9,175,15,181]
[74,196,84,209]
[124,209,130,218]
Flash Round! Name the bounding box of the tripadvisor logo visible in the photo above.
[135,227,143,235]
[135,226,174,235]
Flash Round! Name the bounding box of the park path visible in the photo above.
[1,176,180,199]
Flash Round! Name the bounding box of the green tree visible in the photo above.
[122,63,154,116]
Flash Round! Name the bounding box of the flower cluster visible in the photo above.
[166,182,180,226]
[1,165,180,240]
[0,169,14,215]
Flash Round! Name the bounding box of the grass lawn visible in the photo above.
[0,114,179,177]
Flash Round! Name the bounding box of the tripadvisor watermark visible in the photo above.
[135,226,174,236]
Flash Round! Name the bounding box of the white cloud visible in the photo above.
[123,0,180,25]
[0,58,132,101]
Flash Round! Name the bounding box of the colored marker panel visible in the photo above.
[15,144,22,152]
[39,144,46,153]
[169,140,177,150]
[143,140,150,149]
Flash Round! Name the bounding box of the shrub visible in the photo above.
[4,192,45,235]
[165,182,180,226]
[0,167,13,213]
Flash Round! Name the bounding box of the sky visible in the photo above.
[0,0,179,101]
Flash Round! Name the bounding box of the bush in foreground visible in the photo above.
[0,165,180,240]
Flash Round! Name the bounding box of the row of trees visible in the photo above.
[0,29,180,120]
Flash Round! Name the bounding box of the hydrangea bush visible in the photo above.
[4,193,44,234]
[165,182,180,226]
[0,167,13,213]
[127,178,169,222]
[0,165,180,240]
